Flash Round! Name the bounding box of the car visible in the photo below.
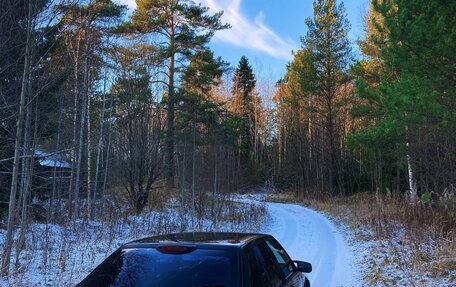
[77,232,312,287]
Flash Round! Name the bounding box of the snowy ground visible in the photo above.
[3,194,451,286]
[256,195,455,287]
[0,197,267,286]
[260,201,364,287]
[1,195,366,286]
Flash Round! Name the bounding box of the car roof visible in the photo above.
[124,232,269,248]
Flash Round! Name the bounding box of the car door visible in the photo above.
[245,241,282,287]
[262,237,304,287]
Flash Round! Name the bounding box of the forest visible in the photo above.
[0,0,455,283]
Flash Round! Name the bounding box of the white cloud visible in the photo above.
[116,0,298,60]
[198,0,297,60]
[116,0,136,10]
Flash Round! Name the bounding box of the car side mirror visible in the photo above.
[294,260,312,273]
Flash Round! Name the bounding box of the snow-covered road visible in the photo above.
[260,202,360,287]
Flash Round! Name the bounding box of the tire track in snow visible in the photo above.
[260,202,359,287]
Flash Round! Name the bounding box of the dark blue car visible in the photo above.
[77,232,312,287]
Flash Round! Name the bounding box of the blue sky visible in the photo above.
[119,0,369,78]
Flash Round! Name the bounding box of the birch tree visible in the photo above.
[58,0,125,219]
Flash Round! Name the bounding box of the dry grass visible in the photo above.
[266,191,456,286]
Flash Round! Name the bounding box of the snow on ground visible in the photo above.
[0,198,267,286]
[359,231,456,287]
[260,201,364,287]
[3,193,450,286]
[254,195,455,287]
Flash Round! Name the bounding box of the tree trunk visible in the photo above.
[93,80,107,219]
[51,86,65,217]
[101,94,114,216]
[17,74,33,236]
[308,94,313,179]
[86,95,92,220]
[73,29,91,220]
[406,126,417,204]
[181,143,186,205]
[166,38,175,187]
[191,115,196,230]
[15,98,32,260]
[1,0,32,275]
[211,145,218,218]
[66,28,82,219]
[67,30,82,219]
[328,113,334,194]
[15,98,38,268]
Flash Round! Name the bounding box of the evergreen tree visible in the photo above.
[357,0,393,87]
[231,56,257,176]
[276,49,318,189]
[304,0,352,194]
[122,0,229,187]
[352,0,456,201]
[181,49,228,97]
[177,48,232,225]
[350,0,400,197]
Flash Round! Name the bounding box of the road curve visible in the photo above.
[260,202,360,287]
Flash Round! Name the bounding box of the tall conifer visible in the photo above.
[123,0,229,187]
[232,56,256,174]
[304,0,352,193]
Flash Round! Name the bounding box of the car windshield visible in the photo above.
[78,247,238,287]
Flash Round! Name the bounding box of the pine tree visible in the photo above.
[352,0,456,201]
[122,0,229,187]
[177,48,229,227]
[181,49,228,97]
[357,0,393,87]
[231,56,257,176]
[304,0,352,194]
[278,49,318,189]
